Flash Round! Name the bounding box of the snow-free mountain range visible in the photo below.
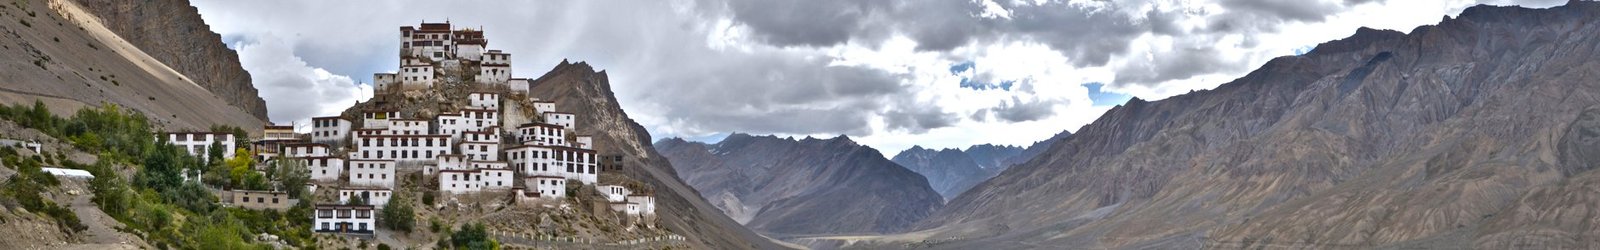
[5,0,1600,249]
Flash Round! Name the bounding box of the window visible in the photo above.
[273,198,279,203]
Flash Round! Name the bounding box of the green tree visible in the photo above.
[271,156,310,199]
[381,190,415,232]
[450,223,498,250]
[223,149,254,189]
[206,140,224,165]
[135,143,191,193]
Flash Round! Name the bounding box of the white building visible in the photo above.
[401,22,453,61]
[164,132,236,160]
[302,156,344,182]
[354,135,451,163]
[506,145,598,184]
[314,204,376,234]
[599,185,630,202]
[530,101,556,115]
[468,92,500,110]
[399,57,436,89]
[0,139,42,154]
[262,125,298,141]
[461,108,499,131]
[435,154,468,171]
[626,195,655,215]
[575,135,593,150]
[347,160,396,188]
[372,73,398,91]
[609,201,639,216]
[310,116,351,146]
[516,123,567,147]
[463,129,499,143]
[461,142,498,161]
[527,175,567,198]
[469,160,508,170]
[361,111,399,129]
[509,78,531,93]
[455,29,486,61]
[386,119,430,135]
[437,168,514,194]
[40,167,93,179]
[435,113,471,141]
[478,50,512,84]
[338,187,393,207]
[282,143,331,158]
[228,190,296,211]
[544,112,575,130]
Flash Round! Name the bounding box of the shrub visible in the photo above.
[450,223,498,250]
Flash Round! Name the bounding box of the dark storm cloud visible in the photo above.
[991,96,1058,123]
[883,109,959,133]
[724,0,888,47]
[706,0,1374,85]
[1113,45,1231,85]
[1218,0,1344,23]
[641,50,929,136]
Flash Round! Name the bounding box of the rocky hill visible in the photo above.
[0,0,261,131]
[891,131,1069,200]
[524,61,786,249]
[67,0,268,121]
[656,134,945,237]
[835,2,1600,249]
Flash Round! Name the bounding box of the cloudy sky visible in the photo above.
[192,0,1566,155]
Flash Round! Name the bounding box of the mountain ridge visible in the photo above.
[891,130,1070,200]
[657,132,944,237]
[858,2,1600,249]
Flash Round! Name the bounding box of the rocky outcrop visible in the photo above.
[883,2,1600,249]
[891,131,1068,200]
[657,133,945,236]
[69,0,268,121]
[525,61,784,249]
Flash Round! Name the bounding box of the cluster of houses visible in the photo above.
[158,21,655,235]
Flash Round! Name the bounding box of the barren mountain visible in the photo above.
[839,2,1600,249]
[892,131,1070,199]
[657,134,945,237]
[524,61,787,249]
[891,146,991,200]
[0,0,261,131]
[68,0,268,120]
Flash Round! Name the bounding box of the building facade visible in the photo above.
[314,205,375,234]
[164,132,236,160]
[347,160,397,188]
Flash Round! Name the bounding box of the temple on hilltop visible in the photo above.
[373,21,530,92]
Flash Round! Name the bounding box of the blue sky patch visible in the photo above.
[1083,82,1132,107]
[1292,45,1315,56]
[951,61,1014,91]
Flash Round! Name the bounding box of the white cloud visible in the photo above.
[234,35,372,130]
[195,0,1572,156]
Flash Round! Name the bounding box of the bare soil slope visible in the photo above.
[0,0,262,131]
